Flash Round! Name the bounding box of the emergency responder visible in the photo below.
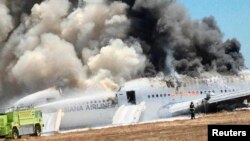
[190,101,195,119]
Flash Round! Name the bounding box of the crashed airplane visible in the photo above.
[13,70,250,133]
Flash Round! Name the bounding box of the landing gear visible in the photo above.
[202,99,209,114]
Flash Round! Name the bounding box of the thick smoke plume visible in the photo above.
[0,0,245,104]
[124,0,244,76]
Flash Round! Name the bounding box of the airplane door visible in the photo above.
[126,91,136,104]
[117,91,136,105]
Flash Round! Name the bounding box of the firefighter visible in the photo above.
[190,101,195,119]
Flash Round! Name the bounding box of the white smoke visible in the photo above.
[88,39,146,83]
[12,33,86,90]
[0,0,145,101]
[85,69,119,91]
[2,0,71,63]
[30,0,70,34]
[61,0,129,53]
[0,0,13,42]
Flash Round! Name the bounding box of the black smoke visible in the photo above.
[121,0,244,76]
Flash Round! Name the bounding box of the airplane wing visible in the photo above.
[207,89,250,104]
[167,99,203,113]
[158,99,204,117]
[161,88,250,116]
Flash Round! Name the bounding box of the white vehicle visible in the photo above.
[14,70,250,132]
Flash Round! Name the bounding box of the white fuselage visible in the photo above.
[16,70,250,130]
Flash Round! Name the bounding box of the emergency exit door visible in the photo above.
[126,91,136,104]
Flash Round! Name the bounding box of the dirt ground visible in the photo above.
[4,110,250,141]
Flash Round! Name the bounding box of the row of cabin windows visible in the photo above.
[85,99,110,104]
[189,89,236,95]
[148,94,170,98]
[193,89,236,95]
[200,90,215,94]
[220,89,235,93]
[148,89,237,98]
[200,89,236,94]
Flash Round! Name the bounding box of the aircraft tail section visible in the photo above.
[112,102,145,125]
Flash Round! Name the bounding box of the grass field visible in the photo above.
[4,110,250,141]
